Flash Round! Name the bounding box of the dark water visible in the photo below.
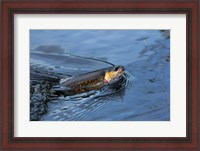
[30,30,170,121]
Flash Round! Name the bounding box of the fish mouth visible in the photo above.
[114,65,125,76]
[113,65,124,71]
[119,65,125,70]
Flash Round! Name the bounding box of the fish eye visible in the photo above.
[114,66,119,71]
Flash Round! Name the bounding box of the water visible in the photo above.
[30,30,170,121]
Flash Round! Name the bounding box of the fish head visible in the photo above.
[104,65,125,83]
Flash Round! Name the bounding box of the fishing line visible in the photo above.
[63,52,115,66]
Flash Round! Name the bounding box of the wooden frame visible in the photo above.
[1,0,199,150]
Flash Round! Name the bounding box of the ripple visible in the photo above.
[123,71,135,89]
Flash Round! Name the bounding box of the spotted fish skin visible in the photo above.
[52,65,124,96]
[61,70,105,88]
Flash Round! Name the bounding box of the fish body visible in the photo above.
[52,65,125,96]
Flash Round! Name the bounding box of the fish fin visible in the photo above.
[51,85,71,91]
[59,76,73,84]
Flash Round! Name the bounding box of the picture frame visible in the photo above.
[1,0,199,150]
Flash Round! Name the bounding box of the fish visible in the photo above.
[52,65,125,96]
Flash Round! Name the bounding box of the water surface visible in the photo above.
[30,30,170,121]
